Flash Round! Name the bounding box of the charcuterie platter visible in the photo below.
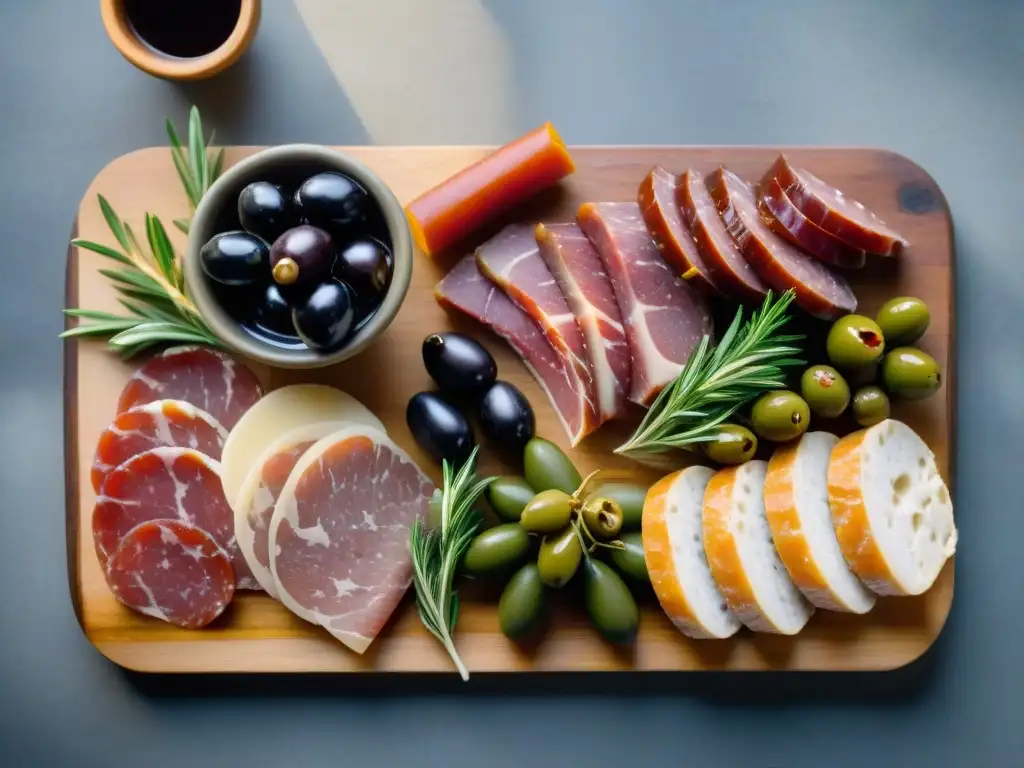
[65,119,955,674]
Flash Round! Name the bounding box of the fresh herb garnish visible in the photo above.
[60,107,224,358]
[410,447,494,681]
[615,290,804,463]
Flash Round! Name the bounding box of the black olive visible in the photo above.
[422,332,498,396]
[334,238,391,300]
[294,172,374,236]
[478,381,535,452]
[270,225,334,289]
[200,231,269,286]
[406,392,475,466]
[254,283,296,336]
[291,280,355,352]
[238,181,292,242]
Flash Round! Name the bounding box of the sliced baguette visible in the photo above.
[643,466,741,639]
[827,419,957,596]
[765,432,876,613]
[703,460,814,634]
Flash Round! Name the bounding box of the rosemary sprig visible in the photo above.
[166,106,225,234]
[615,290,804,462]
[410,448,494,681]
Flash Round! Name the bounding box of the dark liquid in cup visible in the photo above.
[124,0,242,59]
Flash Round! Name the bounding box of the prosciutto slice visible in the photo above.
[534,222,630,421]
[577,202,713,406]
[435,254,595,445]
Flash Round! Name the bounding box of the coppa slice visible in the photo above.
[93,447,259,590]
[475,224,600,427]
[107,520,235,629]
[534,222,630,422]
[765,432,876,613]
[233,421,351,599]
[828,420,957,596]
[435,254,595,445]
[703,461,814,635]
[638,166,721,295]
[762,154,909,256]
[643,466,741,640]
[577,202,713,406]
[269,426,434,654]
[677,169,769,303]
[92,399,228,493]
[706,167,856,320]
[117,346,264,430]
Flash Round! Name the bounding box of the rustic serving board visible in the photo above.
[66,145,954,674]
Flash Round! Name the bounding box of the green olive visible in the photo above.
[537,525,583,588]
[876,297,930,346]
[498,563,546,641]
[486,476,536,522]
[826,314,886,369]
[583,559,639,644]
[701,424,758,465]
[881,347,942,400]
[580,496,624,540]
[851,385,890,427]
[750,390,811,442]
[800,364,851,419]
[609,532,649,584]
[523,437,582,495]
[462,524,530,575]
[584,482,648,532]
[519,489,574,534]
[427,488,443,530]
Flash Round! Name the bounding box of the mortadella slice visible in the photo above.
[762,154,909,256]
[475,224,601,426]
[706,167,856,320]
[677,169,769,303]
[435,253,597,445]
[577,202,713,406]
[534,222,631,422]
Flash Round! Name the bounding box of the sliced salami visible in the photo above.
[91,399,228,493]
[107,519,235,629]
[677,169,769,303]
[706,167,857,320]
[638,165,721,295]
[269,426,433,654]
[762,154,909,256]
[116,346,263,430]
[93,447,260,590]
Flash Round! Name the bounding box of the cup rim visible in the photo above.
[185,144,414,370]
[100,0,261,81]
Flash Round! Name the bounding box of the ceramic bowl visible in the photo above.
[185,144,413,369]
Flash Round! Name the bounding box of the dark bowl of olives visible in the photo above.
[185,144,413,368]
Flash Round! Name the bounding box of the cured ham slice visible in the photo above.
[475,224,600,429]
[91,399,228,493]
[577,202,713,406]
[535,222,631,421]
[638,166,721,295]
[762,154,909,256]
[435,254,594,445]
[107,520,235,629]
[93,447,259,590]
[116,346,263,430]
[707,167,856,320]
[269,426,433,654]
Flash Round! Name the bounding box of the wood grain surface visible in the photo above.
[65,145,955,674]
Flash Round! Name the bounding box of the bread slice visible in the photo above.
[703,461,814,634]
[643,466,741,639]
[827,419,957,596]
[765,432,876,613]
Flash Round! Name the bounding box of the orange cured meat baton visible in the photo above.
[405,123,575,256]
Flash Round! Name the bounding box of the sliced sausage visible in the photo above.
[761,154,909,256]
[677,169,769,303]
[706,167,856,320]
[758,175,866,269]
[637,166,720,295]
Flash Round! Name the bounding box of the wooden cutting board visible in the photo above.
[65,145,954,674]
